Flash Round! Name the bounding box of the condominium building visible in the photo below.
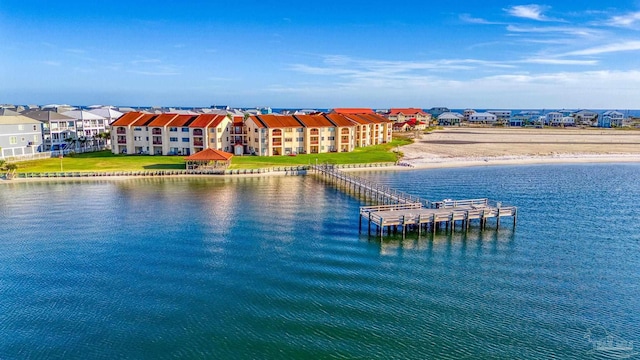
[111,112,391,156]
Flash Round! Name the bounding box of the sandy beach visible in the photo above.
[399,127,640,169]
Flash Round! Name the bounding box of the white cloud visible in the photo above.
[504,5,552,21]
[563,40,640,56]
[459,14,502,25]
[506,25,601,37]
[520,58,598,65]
[609,11,640,27]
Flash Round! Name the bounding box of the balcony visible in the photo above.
[193,141,204,147]
[151,129,162,135]
[116,128,126,134]
[272,141,282,146]
[193,129,203,136]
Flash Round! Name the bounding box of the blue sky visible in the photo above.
[2,1,640,109]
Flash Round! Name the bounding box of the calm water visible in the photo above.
[1,164,639,359]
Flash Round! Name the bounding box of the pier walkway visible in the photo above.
[312,164,517,238]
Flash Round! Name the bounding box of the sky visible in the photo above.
[2,1,640,109]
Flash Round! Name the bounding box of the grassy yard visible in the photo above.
[14,138,413,173]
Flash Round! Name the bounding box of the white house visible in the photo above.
[469,112,497,124]
[551,116,575,127]
[0,115,43,159]
[545,112,563,125]
[573,110,598,126]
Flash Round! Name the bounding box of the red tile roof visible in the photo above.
[323,113,354,127]
[185,148,233,161]
[131,113,157,126]
[331,108,375,115]
[255,114,303,128]
[247,116,266,128]
[169,114,198,127]
[111,111,146,126]
[148,113,179,127]
[293,114,334,128]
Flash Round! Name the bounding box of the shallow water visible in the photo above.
[1,164,639,359]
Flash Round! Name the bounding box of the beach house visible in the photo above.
[468,112,497,124]
[387,108,431,124]
[0,115,43,159]
[573,110,598,126]
[601,111,624,128]
[22,110,77,151]
[437,112,464,126]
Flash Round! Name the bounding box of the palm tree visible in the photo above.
[78,136,88,152]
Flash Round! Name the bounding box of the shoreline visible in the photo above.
[3,153,640,183]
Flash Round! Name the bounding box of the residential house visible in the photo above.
[463,109,476,121]
[437,112,464,126]
[88,108,124,125]
[469,112,497,124]
[601,111,624,128]
[573,110,598,126]
[487,110,511,123]
[61,110,109,149]
[511,111,540,127]
[22,110,76,151]
[428,107,450,118]
[387,108,431,124]
[0,115,43,159]
[545,112,563,126]
[331,108,375,115]
[551,116,575,127]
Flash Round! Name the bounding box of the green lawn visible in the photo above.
[15,138,413,173]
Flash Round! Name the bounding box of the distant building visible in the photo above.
[545,112,563,126]
[428,107,450,118]
[0,115,43,159]
[463,109,476,121]
[551,116,575,127]
[469,112,497,124]
[437,112,463,126]
[487,110,511,123]
[22,110,76,151]
[573,110,598,126]
[601,111,624,128]
[511,111,540,127]
[387,108,431,124]
[112,112,391,156]
[331,108,375,115]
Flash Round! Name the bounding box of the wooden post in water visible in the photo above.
[402,215,406,239]
[513,208,517,227]
[432,214,437,235]
[496,207,501,229]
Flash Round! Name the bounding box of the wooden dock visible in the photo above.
[312,164,517,238]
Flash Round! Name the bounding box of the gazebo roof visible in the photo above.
[185,148,233,161]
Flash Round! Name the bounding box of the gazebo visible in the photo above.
[185,148,233,170]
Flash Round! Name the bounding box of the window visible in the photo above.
[182,138,189,142]
[33,135,39,142]
[328,136,335,140]
[296,137,304,142]
[33,125,37,131]
[170,137,178,142]
[218,128,222,133]
[134,127,142,131]
[182,127,189,132]
[297,128,303,132]
[169,127,178,132]
[134,136,142,141]
[210,138,215,143]
[18,125,24,130]
[254,128,258,133]
[284,138,292,142]
[10,136,17,144]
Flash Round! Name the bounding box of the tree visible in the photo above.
[3,162,17,179]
